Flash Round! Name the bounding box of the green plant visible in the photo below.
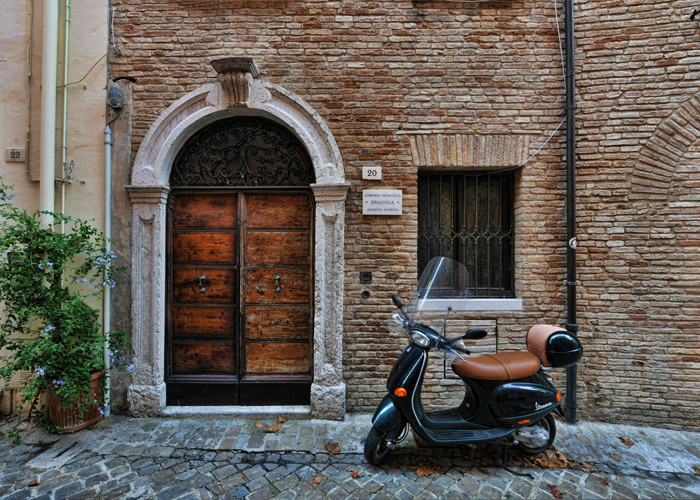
[0,178,129,423]
[7,424,21,446]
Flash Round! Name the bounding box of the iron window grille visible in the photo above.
[418,172,515,298]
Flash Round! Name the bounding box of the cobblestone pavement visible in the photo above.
[1,414,699,499]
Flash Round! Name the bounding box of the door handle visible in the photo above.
[198,274,207,293]
[275,275,282,293]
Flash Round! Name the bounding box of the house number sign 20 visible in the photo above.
[362,166,382,180]
[5,148,26,162]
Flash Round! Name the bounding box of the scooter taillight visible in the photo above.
[394,388,408,398]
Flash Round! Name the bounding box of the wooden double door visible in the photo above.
[166,189,313,405]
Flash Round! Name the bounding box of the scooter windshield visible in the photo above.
[406,256,470,328]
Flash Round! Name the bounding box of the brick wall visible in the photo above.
[574,0,700,429]
[110,0,700,430]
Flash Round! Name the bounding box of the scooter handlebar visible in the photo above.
[443,337,470,355]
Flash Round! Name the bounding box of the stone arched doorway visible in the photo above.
[166,115,316,406]
[126,57,348,419]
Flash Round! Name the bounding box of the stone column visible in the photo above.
[310,183,350,420]
[126,186,169,416]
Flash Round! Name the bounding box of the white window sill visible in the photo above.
[418,298,523,312]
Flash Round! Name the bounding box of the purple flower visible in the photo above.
[126,363,135,373]
[40,325,56,337]
[34,367,45,376]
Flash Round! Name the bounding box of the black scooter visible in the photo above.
[364,257,582,466]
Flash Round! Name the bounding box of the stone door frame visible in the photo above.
[126,59,349,419]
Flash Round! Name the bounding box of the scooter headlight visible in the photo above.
[410,330,431,348]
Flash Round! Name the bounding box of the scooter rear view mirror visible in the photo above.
[463,328,487,340]
[392,294,403,309]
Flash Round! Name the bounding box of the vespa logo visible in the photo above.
[535,401,553,410]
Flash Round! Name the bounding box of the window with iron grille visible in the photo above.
[418,172,515,298]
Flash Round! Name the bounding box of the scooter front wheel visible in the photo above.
[364,426,392,465]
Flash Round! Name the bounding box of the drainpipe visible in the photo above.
[564,0,579,424]
[25,0,39,183]
[103,125,112,414]
[60,0,71,233]
[39,0,59,227]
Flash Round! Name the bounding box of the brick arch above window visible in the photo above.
[406,133,532,169]
[630,91,700,202]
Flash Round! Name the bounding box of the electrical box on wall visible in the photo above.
[107,87,124,110]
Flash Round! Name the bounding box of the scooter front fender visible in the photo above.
[372,395,405,433]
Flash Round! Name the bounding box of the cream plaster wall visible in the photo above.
[0,0,108,218]
[0,0,108,403]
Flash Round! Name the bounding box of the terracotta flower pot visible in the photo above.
[46,370,105,433]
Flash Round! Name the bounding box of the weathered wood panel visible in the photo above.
[247,193,310,229]
[173,343,235,374]
[173,232,236,265]
[173,268,237,303]
[245,305,310,341]
[172,306,235,336]
[245,267,310,303]
[246,232,309,266]
[173,194,237,229]
[245,342,311,375]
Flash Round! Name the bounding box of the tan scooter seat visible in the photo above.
[452,352,541,381]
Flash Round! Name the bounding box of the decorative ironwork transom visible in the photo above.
[171,116,315,187]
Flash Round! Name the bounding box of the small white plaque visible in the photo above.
[362,165,382,180]
[6,148,26,162]
[363,189,402,216]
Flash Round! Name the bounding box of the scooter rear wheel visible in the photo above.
[515,414,556,455]
[364,426,392,465]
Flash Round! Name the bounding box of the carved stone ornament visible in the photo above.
[211,57,260,107]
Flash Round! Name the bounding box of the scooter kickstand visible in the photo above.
[501,445,534,479]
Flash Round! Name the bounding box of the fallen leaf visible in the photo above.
[312,475,323,484]
[581,462,597,473]
[609,454,620,462]
[349,470,360,479]
[547,484,564,499]
[593,476,608,487]
[255,423,264,429]
[266,422,282,433]
[28,480,39,487]
[618,435,634,446]
[277,416,288,424]
[325,442,341,454]
[693,466,700,476]
[416,465,435,478]
[520,449,572,470]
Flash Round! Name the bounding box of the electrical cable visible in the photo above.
[111,6,123,55]
[57,52,107,88]
[488,0,569,175]
[553,0,566,81]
